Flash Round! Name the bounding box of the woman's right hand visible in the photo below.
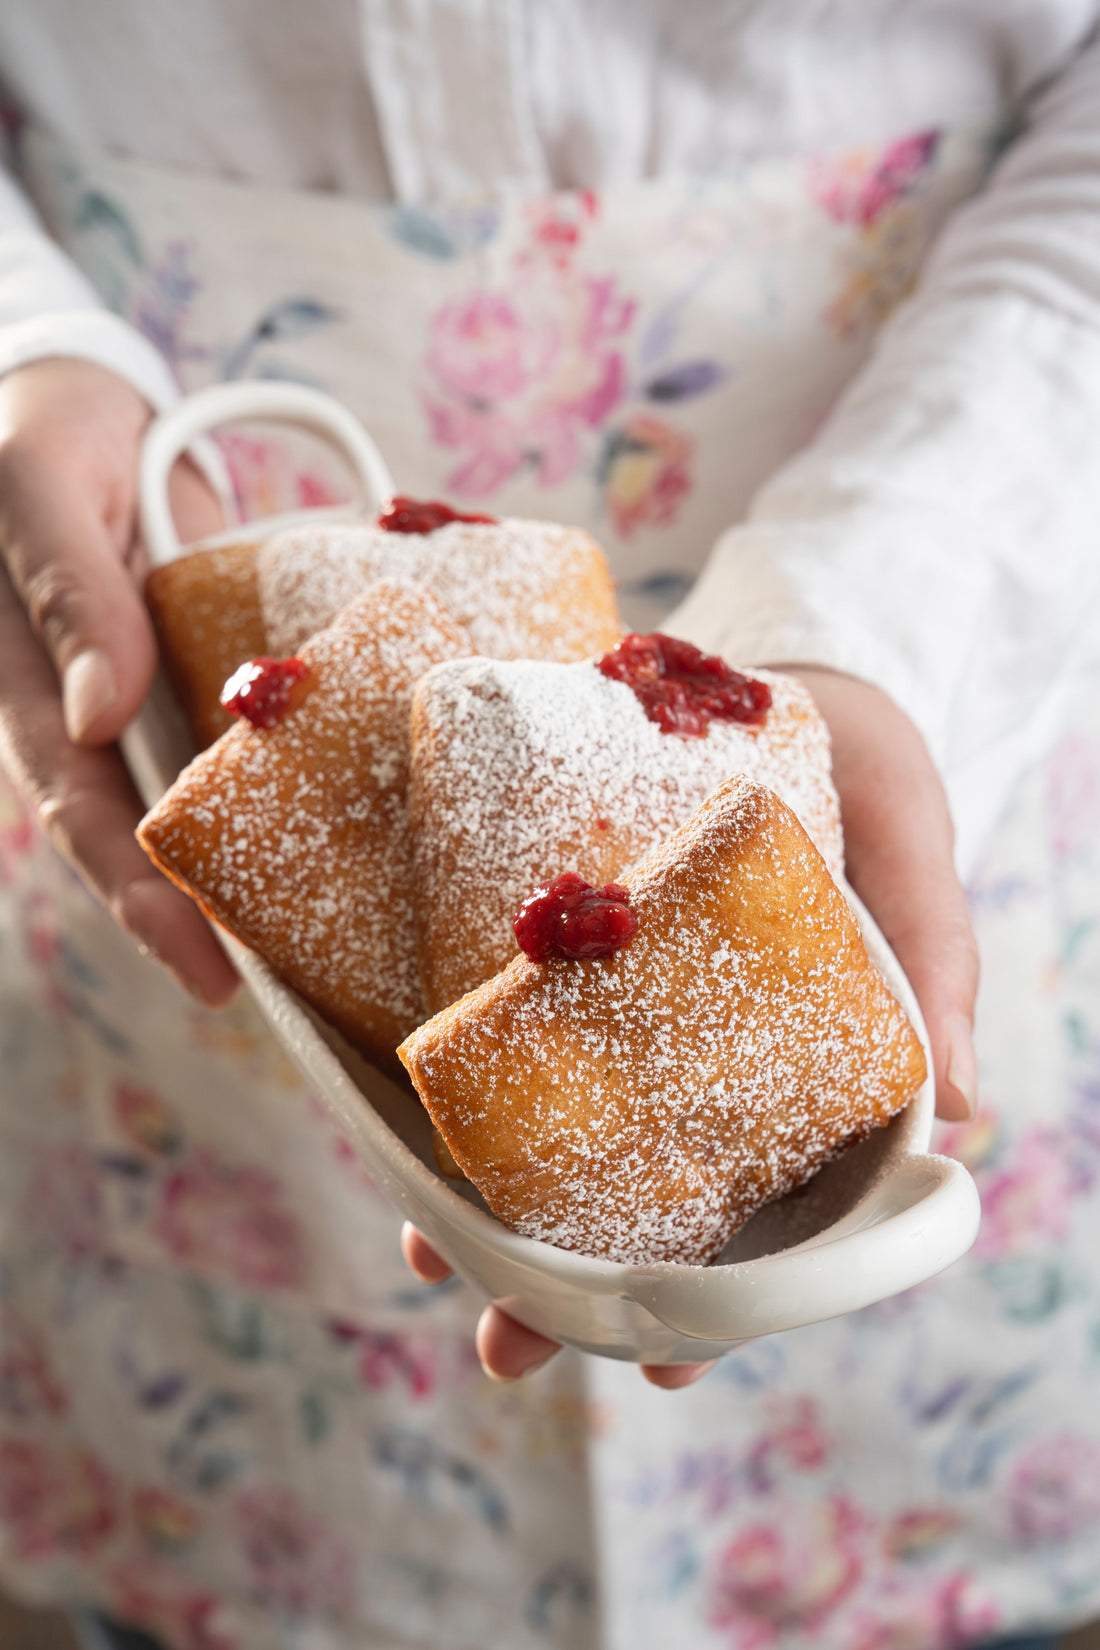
[0,356,237,1004]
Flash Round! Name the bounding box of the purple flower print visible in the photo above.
[153,1150,307,1292]
[1005,1434,1100,1546]
[234,1484,354,1618]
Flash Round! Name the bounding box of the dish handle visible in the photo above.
[631,1153,981,1343]
[139,380,396,567]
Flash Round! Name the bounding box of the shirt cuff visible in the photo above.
[0,309,181,411]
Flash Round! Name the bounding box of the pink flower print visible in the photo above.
[849,1573,998,1650]
[745,1398,830,1491]
[707,1494,866,1646]
[0,1311,68,1420]
[600,413,693,537]
[935,1106,999,1173]
[154,1150,307,1292]
[329,1324,437,1398]
[812,130,939,229]
[973,1127,1075,1259]
[113,1081,182,1158]
[107,1555,239,1650]
[25,1144,102,1261]
[519,191,599,271]
[215,430,345,526]
[0,1436,120,1559]
[234,1484,354,1618]
[132,1485,202,1553]
[1005,1434,1100,1546]
[423,267,635,496]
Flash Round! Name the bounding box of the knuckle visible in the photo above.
[17,560,89,657]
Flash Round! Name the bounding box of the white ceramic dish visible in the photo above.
[126,381,981,1365]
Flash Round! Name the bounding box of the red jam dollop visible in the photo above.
[220,656,312,728]
[377,495,498,534]
[597,632,771,736]
[514,872,639,963]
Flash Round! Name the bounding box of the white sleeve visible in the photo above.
[0,163,180,410]
[668,31,1100,863]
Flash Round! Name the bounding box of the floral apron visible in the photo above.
[2,124,1100,1650]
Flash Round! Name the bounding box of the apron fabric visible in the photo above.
[1,126,1099,1650]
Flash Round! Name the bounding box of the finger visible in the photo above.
[167,454,227,547]
[475,1305,560,1381]
[641,1361,717,1390]
[791,669,979,1122]
[0,448,158,744]
[400,1222,455,1284]
[0,570,237,1006]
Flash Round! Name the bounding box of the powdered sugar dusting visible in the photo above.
[400,777,925,1265]
[409,657,843,1012]
[138,581,472,1060]
[257,517,620,663]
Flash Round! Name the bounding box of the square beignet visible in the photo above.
[399,775,926,1266]
[137,580,472,1061]
[408,654,842,1014]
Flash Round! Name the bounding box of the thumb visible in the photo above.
[1,457,157,746]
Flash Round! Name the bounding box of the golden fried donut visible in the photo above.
[399,775,925,1265]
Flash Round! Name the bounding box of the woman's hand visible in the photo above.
[402,667,979,1382]
[0,357,237,1004]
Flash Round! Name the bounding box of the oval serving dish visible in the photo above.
[124,382,981,1365]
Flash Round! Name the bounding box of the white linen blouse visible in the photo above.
[2,0,1100,863]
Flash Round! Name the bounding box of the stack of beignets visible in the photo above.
[137,502,927,1270]
[145,512,620,749]
[399,776,926,1265]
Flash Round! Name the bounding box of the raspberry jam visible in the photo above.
[220,657,312,728]
[377,495,498,534]
[514,873,639,963]
[597,632,771,736]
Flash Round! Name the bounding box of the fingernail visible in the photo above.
[481,1351,555,1384]
[944,1020,977,1121]
[62,648,117,741]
